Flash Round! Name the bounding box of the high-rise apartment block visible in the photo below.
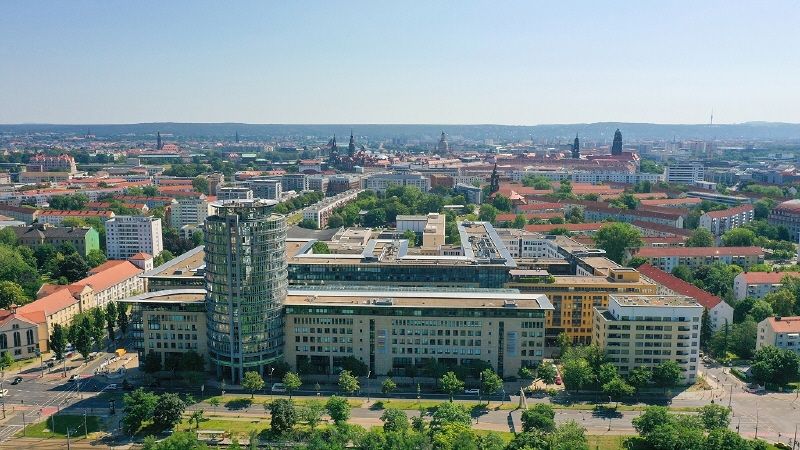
[105,216,163,260]
[170,196,210,229]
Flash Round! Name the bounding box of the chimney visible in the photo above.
[10,304,17,314]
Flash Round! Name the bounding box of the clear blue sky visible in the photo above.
[1,1,798,125]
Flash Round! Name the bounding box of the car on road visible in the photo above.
[10,377,23,385]
[0,389,8,397]
[106,384,119,390]
[68,374,80,382]
[464,388,480,395]
[271,383,287,392]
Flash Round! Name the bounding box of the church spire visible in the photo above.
[348,129,356,157]
[611,129,623,156]
[157,131,162,150]
[572,133,580,159]
[489,163,500,194]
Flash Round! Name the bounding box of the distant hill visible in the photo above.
[2,122,800,141]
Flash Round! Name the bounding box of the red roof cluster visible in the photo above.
[703,204,754,219]
[737,271,800,284]
[763,316,800,333]
[637,264,722,309]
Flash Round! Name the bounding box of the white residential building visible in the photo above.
[365,173,430,193]
[757,316,800,356]
[249,178,283,200]
[666,162,705,184]
[699,204,755,238]
[733,271,800,301]
[170,196,210,229]
[302,189,363,228]
[105,216,163,260]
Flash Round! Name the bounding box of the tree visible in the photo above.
[763,288,795,316]
[687,228,714,247]
[381,378,397,398]
[730,318,758,359]
[512,214,527,229]
[0,281,29,309]
[152,392,186,431]
[282,372,301,399]
[73,316,93,361]
[750,345,800,386]
[0,352,13,377]
[122,388,159,434]
[429,402,471,433]
[340,355,369,376]
[521,403,556,433]
[561,358,594,392]
[380,408,409,433]
[700,309,714,349]
[141,432,209,450]
[671,264,694,282]
[537,362,557,384]
[479,204,498,223]
[698,404,731,430]
[556,331,572,356]
[117,303,129,335]
[633,406,671,435]
[480,368,503,401]
[192,176,210,194]
[338,370,360,395]
[91,307,106,346]
[491,195,512,212]
[652,360,682,389]
[597,362,619,385]
[86,249,106,268]
[268,399,297,435]
[299,400,325,429]
[439,371,465,401]
[602,377,635,404]
[54,252,89,282]
[326,395,351,425]
[105,302,117,341]
[722,228,756,247]
[190,409,204,429]
[549,421,590,450]
[241,371,265,398]
[593,222,643,263]
[748,300,774,322]
[704,428,757,450]
[141,351,162,373]
[627,367,652,392]
[49,323,67,360]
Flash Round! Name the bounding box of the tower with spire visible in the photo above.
[235,131,239,144]
[611,129,623,156]
[348,130,356,157]
[571,134,580,159]
[489,163,500,194]
[437,131,449,154]
[157,131,162,150]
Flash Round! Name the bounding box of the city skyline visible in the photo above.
[2,1,799,125]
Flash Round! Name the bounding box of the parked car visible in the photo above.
[271,383,287,393]
[0,389,8,397]
[68,374,80,382]
[106,384,119,391]
[10,377,23,385]
[464,388,480,395]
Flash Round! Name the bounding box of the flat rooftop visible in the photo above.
[285,287,552,310]
[610,294,700,308]
[141,246,205,278]
[118,289,206,304]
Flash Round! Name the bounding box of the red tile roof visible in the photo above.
[704,204,754,219]
[39,210,114,218]
[763,316,800,333]
[637,264,722,309]
[640,198,702,207]
[737,271,800,285]
[17,287,77,317]
[523,222,605,232]
[0,310,39,328]
[634,246,763,258]
[129,252,152,260]
[76,260,142,292]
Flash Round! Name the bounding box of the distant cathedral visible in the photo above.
[157,131,162,150]
[572,134,580,159]
[348,130,356,157]
[437,131,449,154]
[611,129,623,156]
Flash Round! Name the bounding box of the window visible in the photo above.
[0,334,6,349]
[26,329,34,346]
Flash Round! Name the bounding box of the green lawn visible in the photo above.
[18,414,101,439]
[370,399,517,411]
[177,416,267,436]
[587,434,632,450]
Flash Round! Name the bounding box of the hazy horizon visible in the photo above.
[2,1,799,125]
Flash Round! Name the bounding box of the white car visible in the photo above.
[271,383,287,393]
[464,388,480,395]
[0,389,8,397]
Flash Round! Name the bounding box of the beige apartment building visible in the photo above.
[757,316,800,356]
[593,294,703,383]
[283,288,553,378]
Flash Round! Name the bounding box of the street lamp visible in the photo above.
[269,367,275,400]
[366,371,371,402]
[479,372,483,405]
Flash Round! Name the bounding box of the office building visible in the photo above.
[282,174,309,192]
[283,287,552,378]
[140,246,206,292]
[365,173,430,193]
[757,316,800,356]
[205,199,287,382]
[666,162,705,184]
[105,216,164,260]
[593,294,703,383]
[217,186,254,201]
[249,178,282,200]
[455,183,483,204]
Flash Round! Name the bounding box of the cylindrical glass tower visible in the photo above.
[204,199,287,383]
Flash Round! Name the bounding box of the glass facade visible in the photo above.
[205,200,287,382]
[288,263,509,288]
